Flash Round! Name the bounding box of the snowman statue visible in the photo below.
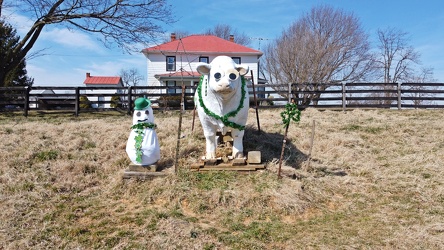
[126,97,160,166]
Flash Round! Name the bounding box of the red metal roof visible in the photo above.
[143,35,262,55]
[84,76,122,85]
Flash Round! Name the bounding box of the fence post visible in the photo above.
[342,83,346,113]
[74,87,80,117]
[397,82,402,110]
[288,83,292,103]
[24,86,30,117]
[127,86,133,115]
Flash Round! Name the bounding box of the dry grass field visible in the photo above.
[0,108,443,249]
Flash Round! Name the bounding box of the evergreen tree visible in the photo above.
[0,20,33,87]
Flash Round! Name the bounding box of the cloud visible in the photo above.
[26,54,147,86]
[3,8,103,52]
[2,8,34,34]
[41,27,103,52]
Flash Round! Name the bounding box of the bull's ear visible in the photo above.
[197,63,211,75]
[236,65,249,76]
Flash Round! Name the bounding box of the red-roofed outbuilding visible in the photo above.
[83,73,123,86]
[83,73,124,108]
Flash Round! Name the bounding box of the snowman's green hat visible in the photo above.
[134,97,151,110]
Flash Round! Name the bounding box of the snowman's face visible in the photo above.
[132,107,154,125]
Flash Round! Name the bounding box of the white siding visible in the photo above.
[146,53,166,87]
[145,53,261,89]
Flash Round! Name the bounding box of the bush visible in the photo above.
[110,96,121,108]
[159,95,194,109]
[79,95,91,109]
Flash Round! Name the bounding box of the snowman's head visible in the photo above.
[132,97,154,125]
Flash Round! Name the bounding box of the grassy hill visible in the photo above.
[1,108,443,249]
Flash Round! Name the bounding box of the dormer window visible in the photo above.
[166,56,176,71]
[199,56,209,63]
[231,57,241,64]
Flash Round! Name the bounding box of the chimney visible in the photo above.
[86,72,91,78]
[229,34,234,42]
[171,33,176,41]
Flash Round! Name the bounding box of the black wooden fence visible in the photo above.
[1,82,444,116]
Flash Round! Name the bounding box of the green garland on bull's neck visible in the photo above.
[197,75,246,131]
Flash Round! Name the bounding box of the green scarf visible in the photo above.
[131,122,156,163]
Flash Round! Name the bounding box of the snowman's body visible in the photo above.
[126,102,160,165]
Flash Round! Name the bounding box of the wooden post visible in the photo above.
[278,123,289,179]
[288,83,292,103]
[23,86,30,117]
[397,82,402,110]
[342,83,346,113]
[180,84,185,112]
[74,87,80,117]
[127,86,133,115]
[191,106,196,132]
[250,70,261,133]
[174,84,186,174]
[306,120,316,170]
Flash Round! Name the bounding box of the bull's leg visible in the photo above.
[231,129,245,158]
[203,127,217,159]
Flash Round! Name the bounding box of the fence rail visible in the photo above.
[1,82,444,116]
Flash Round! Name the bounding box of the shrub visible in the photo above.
[79,95,91,109]
[110,96,121,108]
[159,95,194,109]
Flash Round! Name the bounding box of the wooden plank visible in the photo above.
[232,158,246,166]
[196,167,258,171]
[191,163,265,171]
[122,170,167,179]
[128,164,158,172]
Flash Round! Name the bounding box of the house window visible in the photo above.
[167,81,176,94]
[199,57,209,63]
[231,57,241,64]
[166,56,176,71]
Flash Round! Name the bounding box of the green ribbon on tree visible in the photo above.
[131,122,156,163]
[197,75,246,131]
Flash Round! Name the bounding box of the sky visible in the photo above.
[4,0,444,86]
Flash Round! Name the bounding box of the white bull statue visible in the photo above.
[195,56,249,159]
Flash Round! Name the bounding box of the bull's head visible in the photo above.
[197,56,249,95]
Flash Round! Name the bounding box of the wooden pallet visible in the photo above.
[190,152,265,171]
[122,164,167,179]
[190,163,266,171]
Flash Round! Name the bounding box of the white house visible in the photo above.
[83,73,124,108]
[141,34,264,95]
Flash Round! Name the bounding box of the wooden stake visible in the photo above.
[278,123,289,179]
[306,119,316,170]
[191,105,196,132]
[174,84,186,173]
[250,70,261,133]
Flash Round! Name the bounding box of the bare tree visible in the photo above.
[120,68,144,87]
[263,5,374,106]
[405,67,438,107]
[204,24,251,46]
[161,30,190,43]
[0,0,174,85]
[375,28,420,83]
[371,28,423,105]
